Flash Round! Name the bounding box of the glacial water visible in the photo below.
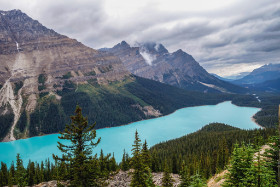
[0,101,260,166]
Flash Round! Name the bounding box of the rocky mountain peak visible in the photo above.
[120,40,130,47]
[172,49,195,61]
[0,9,130,141]
[0,9,60,40]
[101,41,244,94]
[140,42,168,54]
[113,40,131,49]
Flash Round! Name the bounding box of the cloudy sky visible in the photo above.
[1,0,279,76]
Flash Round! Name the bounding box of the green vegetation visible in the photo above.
[61,72,73,79]
[232,93,280,128]
[13,81,23,95]
[38,74,47,91]
[29,95,66,137]
[223,136,278,186]
[130,131,149,187]
[0,112,14,141]
[15,111,27,133]
[53,105,101,186]
[149,123,277,179]
[85,70,96,76]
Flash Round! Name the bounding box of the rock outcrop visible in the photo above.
[107,170,181,187]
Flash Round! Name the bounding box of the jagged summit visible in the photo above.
[0,9,61,44]
[120,40,130,47]
[139,42,169,54]
[100,41,245,93]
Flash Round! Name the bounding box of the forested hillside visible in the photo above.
[149,123,277,180]
[12,75,231,140]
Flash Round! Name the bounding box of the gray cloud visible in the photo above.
[0,0,279,76]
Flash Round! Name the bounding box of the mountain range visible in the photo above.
[100,41,244,94]
[0,9,231,142]
[233,63,280,86]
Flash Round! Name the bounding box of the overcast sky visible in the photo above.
[1,0,279,76]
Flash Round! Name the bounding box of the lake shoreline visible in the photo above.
[2,101,227,143]
[1,100,262,143]
[0,101,262,166]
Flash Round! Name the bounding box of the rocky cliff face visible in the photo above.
[0,10,129,141]
[101,41,244,93]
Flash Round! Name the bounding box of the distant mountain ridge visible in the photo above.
[100,41,245,94]
[233,63,280,85]
[250,78,280,92]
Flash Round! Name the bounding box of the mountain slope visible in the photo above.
[233,63,280,85]
[250,78,280,92]
[100,41,245,94]
[0,10,230,141]
[0,9,130,141]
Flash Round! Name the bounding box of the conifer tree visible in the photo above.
[263,135,279,183]
[189,173,207,187]
[151,152,160,172]
[8,162,15,186]
[109,153,117,172]
[223,143,255,186]
[121,150,129,171]
[243,146,276,186]
[27,161,35,186]
[40,161,45,182]
[34,163,40,185]
[0,170,3,187]
[145,167,155,187]
[15,154,27,187]
[0,162,8,186]
[142,140,152,168]
[162,161,173,187]
[179,161,191,187]
[56,161,68,182]
[53,105,101,186]
[130,130,147,187]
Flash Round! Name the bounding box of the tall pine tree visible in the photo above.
[53,105,101,186]
[130,130,148,187]
[15,154,27,187]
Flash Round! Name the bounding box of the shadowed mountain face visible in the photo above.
[0,10,230,141]
[249,78,280,92]
[233,63,280,86]
[100,41,245,94]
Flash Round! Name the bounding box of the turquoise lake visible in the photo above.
[0,101,260,166]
